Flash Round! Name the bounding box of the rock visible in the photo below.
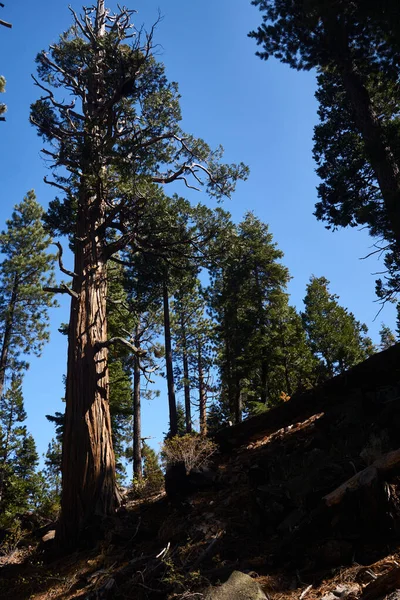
[42,529,56,543]
[204,570,269,599]
[386,592,400,600]
[321,583,360,599]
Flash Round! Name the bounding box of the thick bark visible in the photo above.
[198,342,207,436]
[181,318,192,434]
[163,279,177,436]
[0,274,18,401]
[133,323,142,481]
[59,200,119,546]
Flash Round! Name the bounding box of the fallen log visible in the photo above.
[324,448,400,508]
[360,566,400,600]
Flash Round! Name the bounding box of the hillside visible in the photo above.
[2,344,400,599]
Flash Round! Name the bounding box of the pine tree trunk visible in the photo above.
[163,279,178,436]
[0,274,18,400]
[133,324,142,481]
[235,386,243,424]
[198,342,207,436]
[58,196,119,547]
[181,318,192,433]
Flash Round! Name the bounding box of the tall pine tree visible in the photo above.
[0,191,56,400]
[31,1,246,545]
[302,276,373,379]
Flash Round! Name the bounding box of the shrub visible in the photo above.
[161,434,217,473]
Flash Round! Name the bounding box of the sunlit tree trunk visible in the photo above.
[59,187,120,546]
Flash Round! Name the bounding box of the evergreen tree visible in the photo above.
[302,276,372,379]
[0,191,56,401]
[107,263,134,480]
[172,279,215,435]
[0,375,26,505]
[31,1,246,544]
[123,194,226,438]
[250,304,317,411]
[250,1,400,249]
[0,377,41,523]
[43,438,62,498]
[176,402,186,437]
[142,442,163,492]
[209,213,294,421]
[379,324,396,351]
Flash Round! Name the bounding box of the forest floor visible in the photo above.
[2,344,400,599]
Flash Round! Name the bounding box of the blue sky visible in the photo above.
[0,1,396,466]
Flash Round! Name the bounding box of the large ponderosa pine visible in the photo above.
[0,191,56,401]
[250,1,400,248]
[31,1,246,545]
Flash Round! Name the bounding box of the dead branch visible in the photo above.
[43,176,72,195]
[299,584,313,599]
[94,337,146,356]
[361,566,400,600]
[43,284,79,299]
[54,241,78,278]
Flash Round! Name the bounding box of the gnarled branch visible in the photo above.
[94,337,147,356]
[43,284,79,299]
[54,241,78,278]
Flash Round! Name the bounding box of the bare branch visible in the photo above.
[54,241,78,278]
[94,337,147,356]
[107,297,131,312]
[68,5,93,42]
[0,19,11,29]
[43,176,71,195]
[360,243,390,260]
[43,284,79,299]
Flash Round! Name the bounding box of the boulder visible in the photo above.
[204,571,269,600]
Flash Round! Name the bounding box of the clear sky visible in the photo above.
[0,1,396,467]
